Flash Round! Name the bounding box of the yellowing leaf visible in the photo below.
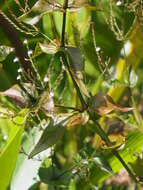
[100,134,125,150]
[39,40,59,55]
[66,113,88,127]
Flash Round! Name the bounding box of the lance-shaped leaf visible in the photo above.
[28,116,73,158]
[65,46,90,97]
[88,93,133,116]
[0,110,27,190]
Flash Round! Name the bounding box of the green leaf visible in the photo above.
[29,119,66,158]
[65,47,90,97]
[130,156,143,182]
[90,130,143,185]
[39,166,71,185]
[0,112,26,190]
[66,47,84,72]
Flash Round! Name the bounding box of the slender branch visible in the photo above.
[61,0,68,47]
[89,112,111,145]
[112,150,138,182]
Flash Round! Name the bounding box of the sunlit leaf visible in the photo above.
[90,130,143,185]
[0,111,26,190]
[129,69,138,88]
[0,106,14,119]
[39,41,59,55]
[0,45,14,62]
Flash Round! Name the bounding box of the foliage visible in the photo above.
[0,0,143,190]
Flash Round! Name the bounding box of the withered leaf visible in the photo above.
[0,85,25,107]
[66,113,88,127]
[100,134,125,150]
[88,93,133,116]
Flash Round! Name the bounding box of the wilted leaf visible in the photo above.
[0,85,25,107]
[100,134,125,150]
[88,93,133,116]
[66,113,88,127]
[39,91,54,116]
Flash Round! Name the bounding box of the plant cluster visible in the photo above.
[0,0,143,190]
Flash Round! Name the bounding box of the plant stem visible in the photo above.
[61,0,68,47]
[112,150,138,182]
[59,1,137,182]
[0,10,33,79]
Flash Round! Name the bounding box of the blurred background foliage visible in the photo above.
[1,0,143,190]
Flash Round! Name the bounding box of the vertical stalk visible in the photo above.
[61,0,69,47]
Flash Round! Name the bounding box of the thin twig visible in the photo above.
[61,0,68,47]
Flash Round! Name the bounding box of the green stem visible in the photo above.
[55,104,81,112]
[112,150,138,183]
[89,112,111,145]
[59,0,137,182]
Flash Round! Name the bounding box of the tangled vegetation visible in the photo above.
[0,0,143,189]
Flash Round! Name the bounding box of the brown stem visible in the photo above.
[0,10,33,79]
[61,0,68,47]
